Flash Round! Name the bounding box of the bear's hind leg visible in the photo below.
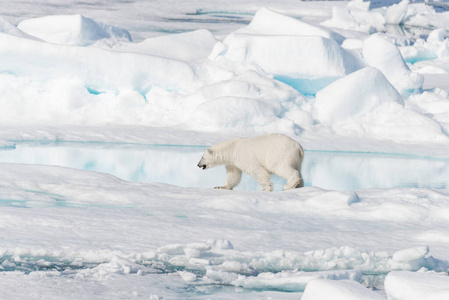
[278,168,303,190]
[215,165,242,190]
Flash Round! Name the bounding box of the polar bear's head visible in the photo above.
[197,148,217,170]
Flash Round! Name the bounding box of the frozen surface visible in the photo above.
[1,143,449,191]
[384,271,449,299]
[302,279,385,300]
[1,0,449,299]
[1,163,449,299]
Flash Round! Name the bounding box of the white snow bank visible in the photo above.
[0,33,194,93]
[384,271,449,300]
[146,70,308,132]
[302,279,384,300]
[17,14,132,46]
[0,8,448,144]
[211,33,364,95]
[392,245,429,262]
[115,29,216,61]
[314,67,403,123]
[363,34,423,94]
[313,67,446,142]
[0,33,197,125]
[1,161,449,298]
[214,34,361,77]
[236,7,343,43]
[208,7,365,95]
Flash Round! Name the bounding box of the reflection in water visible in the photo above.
[0,143,448,191]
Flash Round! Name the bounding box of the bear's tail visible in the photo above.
[298,145,304,159]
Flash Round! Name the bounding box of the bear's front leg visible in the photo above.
[247,167,272,192]
[215,165,242,190]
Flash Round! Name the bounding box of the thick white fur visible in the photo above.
[198,134,304,192]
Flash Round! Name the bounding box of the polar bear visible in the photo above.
[197,134,304,192]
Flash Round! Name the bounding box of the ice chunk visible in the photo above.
[232,270,362,293]
[302,279,385,300]
[363,34,423,94]
[212,33,364,95]
[385,0,409,25]
[400,46,437,64]
[178,271,197,282]
[314,67,403,123]
[17,14,132,46]
[207,239,234,250]
[0,33,195,94]
[236,7,343,43]
[183,71,308,133]
[400,29,449,64]
[205,268,239,284]
[428,28,447,44]
[392,245,429,262]
[321,6,371,32]
[313,66,446,142]
[385,271,449,300]
[115,29,216,61]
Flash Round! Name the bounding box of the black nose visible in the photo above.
[198,163,206,170]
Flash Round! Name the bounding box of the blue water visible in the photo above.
[1,142,448,191]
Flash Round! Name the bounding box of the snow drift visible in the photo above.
[17,14,132,46]
[0,7,446,144]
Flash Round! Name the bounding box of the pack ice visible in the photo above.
[1,0,449,299]
[0,4,448,144]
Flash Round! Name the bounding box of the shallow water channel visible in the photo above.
[1,142,448,191]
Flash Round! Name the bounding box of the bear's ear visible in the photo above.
[207,148,214,155]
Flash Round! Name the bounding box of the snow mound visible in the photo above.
[314,67,403,123]
[0,33,195,94]
[314,67,447,142]
[17,14,132,46]
[211,33,364,95]
[321,6,373,32]
[116,29,216,61]
[392,245,429,262]
[237,7,343,43]
[303,191,360,211]
[385,271,449,300]
[147,70,308,132]
[302,279,385,300]
[363,34,423,94]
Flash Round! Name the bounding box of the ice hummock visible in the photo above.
[17,14,132,46]
[0,5,448,144]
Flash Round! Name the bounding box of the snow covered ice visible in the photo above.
[1,0,449,299]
